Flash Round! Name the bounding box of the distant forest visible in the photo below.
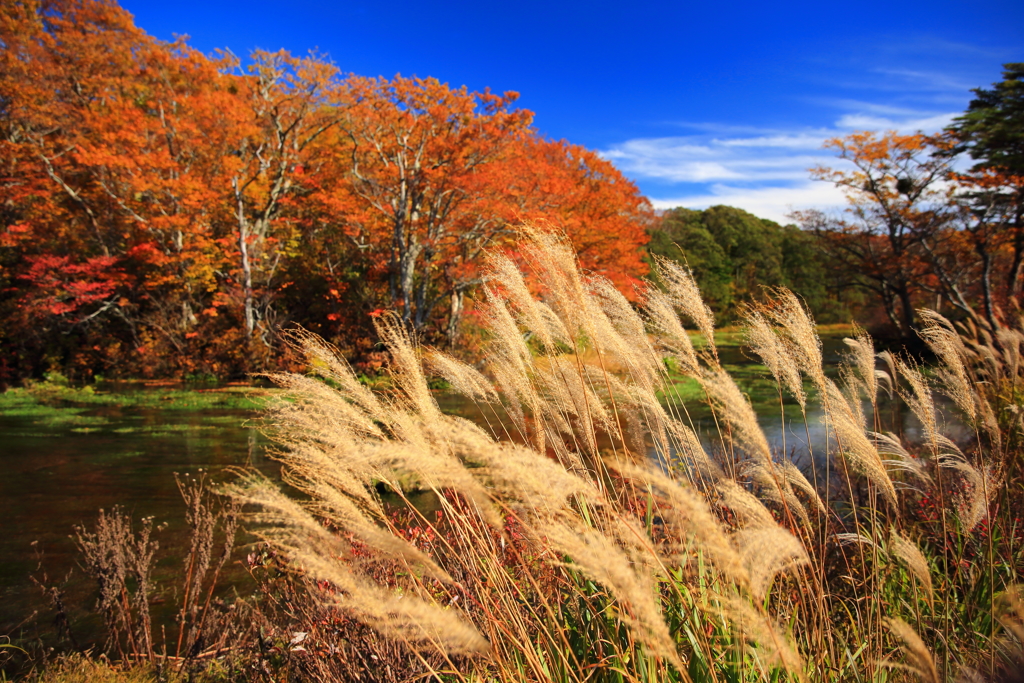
[647,205,856,324]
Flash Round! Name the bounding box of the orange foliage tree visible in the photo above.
[0,0,232,376]
[505,137,652,294]
[336,76,534,343]
[0,0,651,380]
[334,77,651,345]
[801,132,956,336]
[807,127,1024,334]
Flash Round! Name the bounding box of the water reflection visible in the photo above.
[0,402,276,642]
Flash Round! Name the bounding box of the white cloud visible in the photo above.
[602,96,962,219]
[871,67,980,93]
[602,134,838,184]
[816,99,929,117]
[648,182,849,225]
[713,133,825,149]
[835,111,957,132]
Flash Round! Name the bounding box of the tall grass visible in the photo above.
[231,226,1024,682]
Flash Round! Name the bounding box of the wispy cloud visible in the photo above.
[869,67,980,93]
[601,35,1005,223]
[605,92,962,221]
[602,136,834,184]
[835,111,956,132]
[648,182,849,225]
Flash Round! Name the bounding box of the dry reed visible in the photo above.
[223,224,1018,682]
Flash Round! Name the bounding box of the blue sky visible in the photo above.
[124,0,1022,223]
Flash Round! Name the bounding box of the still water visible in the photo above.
[0,396,275,642]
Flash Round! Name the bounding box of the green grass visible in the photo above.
[658,324,848,413]
[21,653,242,683]
[0,383,270,416]
[111,424,220,436]
[0,397,112,429]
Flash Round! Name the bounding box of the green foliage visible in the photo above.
[949,63,1024,174]
[0,383,270,420]
[647,206,842,323]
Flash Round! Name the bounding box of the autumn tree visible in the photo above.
[0,0,653,377]
[505,138,652,296]
[942,63,1024,325]
[802,132,956,336]
[336,76,533,343]
[288,81,652,349]
[226,50,347,349]
[809,66,1024,334]
[0,0,355,376]
[0,0,211,376]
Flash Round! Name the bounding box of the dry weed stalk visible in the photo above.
[883,617,940,683]
[889,530,935,610]
[74,508,159,662]
[229,224,1016,682]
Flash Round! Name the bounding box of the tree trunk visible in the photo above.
[897,283,916,335]
[398,238,421,325]
[1008,197,1024,301]
[978,240,999,330]
[879,286,902,333]
[234,180,255,339]
[446,288,464,348]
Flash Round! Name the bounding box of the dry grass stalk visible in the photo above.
[822,379,899,506]
[539,520,682,669]
[717,479,778,529]
[782,460,826,513]
[871,430,933,489]
[620,464,749,586]
[744,461,811,529]
[995,584,1024,662]
[745,307,806,408]
[918,310,977,423]
[374,312,441,422]
[844,325,882,410]
[701,367,773,466]
[653,255,719,365]
[228,479,490,655]
[883,617,940,683]
[644,287,701,376]
[765,288,826,391]
[587,274,664,390]
[516,226,594,348]
[487,251,570,354]
[896,357,941,451]
[733,525,810,599]
[712,594,808,681]
[840,363,869,430]
[889,530,934,609]
[231,225,1021,681]
[534,356,612,458]
[878,350,899,399]
[995,327,1023,380]
[942,456,1000,532]
[423,350,498,404]
[74,508,159,661]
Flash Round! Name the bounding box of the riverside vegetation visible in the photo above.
[10,226,1023,682]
